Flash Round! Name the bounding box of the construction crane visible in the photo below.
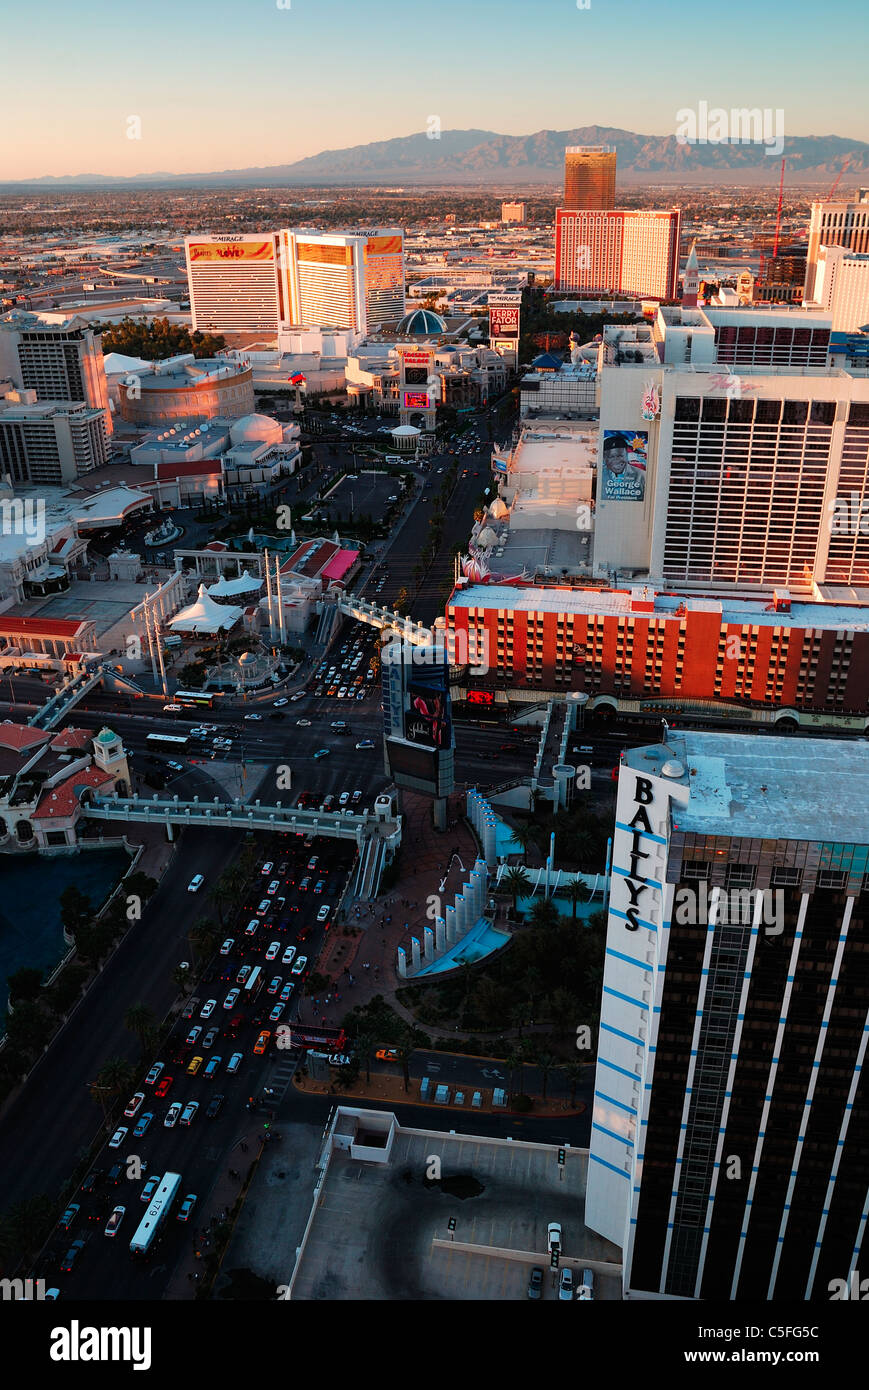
[772,157,786,258]
[826,155,851,202]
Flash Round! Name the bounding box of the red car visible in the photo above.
[154,1074,174,1098]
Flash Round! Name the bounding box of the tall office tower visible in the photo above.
[0,402,109,485]
[185,233,283,332]
[586,733,869,1301]
[279,229,404,334]
[813,245,869,332]
[0,312,112,434]
[563,146,616,210]
[554,208,681,298]
[804,190,869,301]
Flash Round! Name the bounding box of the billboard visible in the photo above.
[400,349,434,369]
[405,680,451,748]
[403,391,430,409]
[188,240,275,263]
[488,293,521,339]
[386,738,440,785]
[467,689,495,705]
[601,430,647,502]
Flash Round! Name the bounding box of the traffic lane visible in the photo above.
[0,827,240,1218]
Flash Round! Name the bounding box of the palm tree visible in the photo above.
[561,1061,586,1109]
[504,1048,523,1099]
[0,1195,55,1265]
[394,1025,423,1093]
[502,867,532,915]
[188,917,220,966]
[566,877,592,921]
[536,1049,558,1102]
[355,1030,375,1086]
[92,1057,136,1128]
[547,987,576,1043]
[515,1038,534,1097]
[124,1004,156,1059]
[508,823,541,861]
[172,964,193,996]
[510,1001,532,1039]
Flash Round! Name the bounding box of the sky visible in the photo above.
[2,0,868,180]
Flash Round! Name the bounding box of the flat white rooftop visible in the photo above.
[624,733,869,843]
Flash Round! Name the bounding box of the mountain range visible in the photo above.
[6,126,868,189]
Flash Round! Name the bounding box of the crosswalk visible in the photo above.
[263,1053,302,1102]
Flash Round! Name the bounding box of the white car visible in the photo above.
[291,955,308,976]
[266,880,280,896]
[180,1101,199,1126]
[296,719,312,727]
[317,904,331,923]
[272,698,289,707]
[109,1127,128,1149]
[245,918,259,935]
[266,941,281,961]
[187,874,204,893]
[261,862,274,875]
[227,1052,243,1074]
[220,938,234,955]
[338,791,350,806]
[281,945,296,967]
[200,999,217,1019]
[290,693,305,701]
[164,1103,182,1128]
[105,1205,126,1238]
[124,1092,145,1118]
[244,713,263,721]
[223,988,240,1009]
[547,1222,562,1254]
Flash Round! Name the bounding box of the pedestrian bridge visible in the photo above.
[84,790,402,854]
[28,668,103,731]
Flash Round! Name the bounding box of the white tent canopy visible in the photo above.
[206,568,263,598]
[169,584,242,634]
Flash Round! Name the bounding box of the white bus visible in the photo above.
[245,965,264,1001]
[129,1172,182,1256]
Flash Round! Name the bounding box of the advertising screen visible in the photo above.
[488,294,521,338]
[404,681,451,748]
[601,430,648,502]
[403,391,430,409]
[466,689,495,706]
[386,738,439,785]
[188,241,275,263]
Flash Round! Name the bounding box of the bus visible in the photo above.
[245,965,264,1002]
[174,690,218,708]
[146,732,189,749]
[129,1171,182,1256]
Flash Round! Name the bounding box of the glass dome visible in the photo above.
[396,308,447,336]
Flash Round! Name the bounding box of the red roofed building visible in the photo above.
[33,765,115,822]
[0,614,97,658]
[0,722,130,848]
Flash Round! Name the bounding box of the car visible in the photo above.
[60,1240,85,1273]
[298,876,311,892]
[559,1268,574,1301]
[267,976,282,995]
[356,739,375,750]
[313,880,325,895]
[351,789,363,803]
[187,874,205,893]
[177,1194,198,1222]
[244,713,262,721]
[278,861,289,875]
[204,1056,222,1079]
[281,945,296,967]
[181,997,199,1020]
[272,698,288,707]
[296,718,312,726]
[200,999,217,1019]
[206,1095,225,1118]
[144,1062,164,1087]
[220,938,235,955]
[80,1169,103,1195]
[375,1048,397,1062]
[266,880,280,896]
[291,955,308,976]
[227,1052,243,1074]
[266,940,281,961]
[253,1030,271,1055]
[141,1175,160,1203]
[306,855,319,871]
[108,1127,127,1149]
[338,791,350,806]
[290,692,305,702]
[337,687,348,698]
[124,1092,145,1118]
[256,900,270,916]
[154,1074,173,1098]
[105,1205,126,1238]
[547,1222,562,1254]
[356,690,366,700]
[313,747,330,759]
[329,1054,352,1067]
[164,1103,182,1128]
[180,1101,199,1126]
[261,861,274,875]
[186,1025,202,1046]
[279,982,294,1002]
[163,702,182,712]
[326,687,337,697]
[57,1204,80,1232]
[187,1055,204,1075]
[202,1028,219,1050]
[245,919,259,936]
[133,1112,154,1138]
[224,988,240,1009]
[167,760,185,773]
[317,904,331,922]
[576,1271,594,1301]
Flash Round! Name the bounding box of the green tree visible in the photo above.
[173,964,194,996]
[59,885,93,937]
[124,1003,157,1058]
[502,867,532,914]
[529,897,560,931]
[0,1194,55,1265]
[92,1057,136,1127]
[562,1060,586,1109]
[7,967,43,1005]
[5,1000,45,1056]
[536,1049,558,1102]
[123,871,158,904]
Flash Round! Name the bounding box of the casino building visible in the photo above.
[587,732,869,1301]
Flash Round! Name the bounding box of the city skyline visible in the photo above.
[2,0,868,181]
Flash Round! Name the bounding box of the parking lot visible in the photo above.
[323,469,406,521]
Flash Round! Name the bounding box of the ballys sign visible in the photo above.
[614,767,688,932]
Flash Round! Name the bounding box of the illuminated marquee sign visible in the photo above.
[189,241,275,263]
[612,766,686,933]
[401,349,434,369]
[404,391,430,409]
[488,293,521,339]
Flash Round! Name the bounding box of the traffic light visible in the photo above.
[550,1250,560,1269]
[447,1218,456,1232]
[558,1149,566,1166]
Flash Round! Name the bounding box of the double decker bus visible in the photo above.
[146,732,189,750]
[174,690,219,708]
[129,1171,182,1256]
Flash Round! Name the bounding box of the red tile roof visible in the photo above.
[50,727,93,751]
[0,616,90,638]
[0,722,51,752]
[33,765,114,820]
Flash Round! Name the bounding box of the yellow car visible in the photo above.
[376,1048,398,1062]
[186,1055,204,1076]
[253,1031,271,1056]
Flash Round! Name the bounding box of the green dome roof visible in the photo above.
[396,308,447,336]
[96,727,117,743]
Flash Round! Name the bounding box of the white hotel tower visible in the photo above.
[587,731,869,1301]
